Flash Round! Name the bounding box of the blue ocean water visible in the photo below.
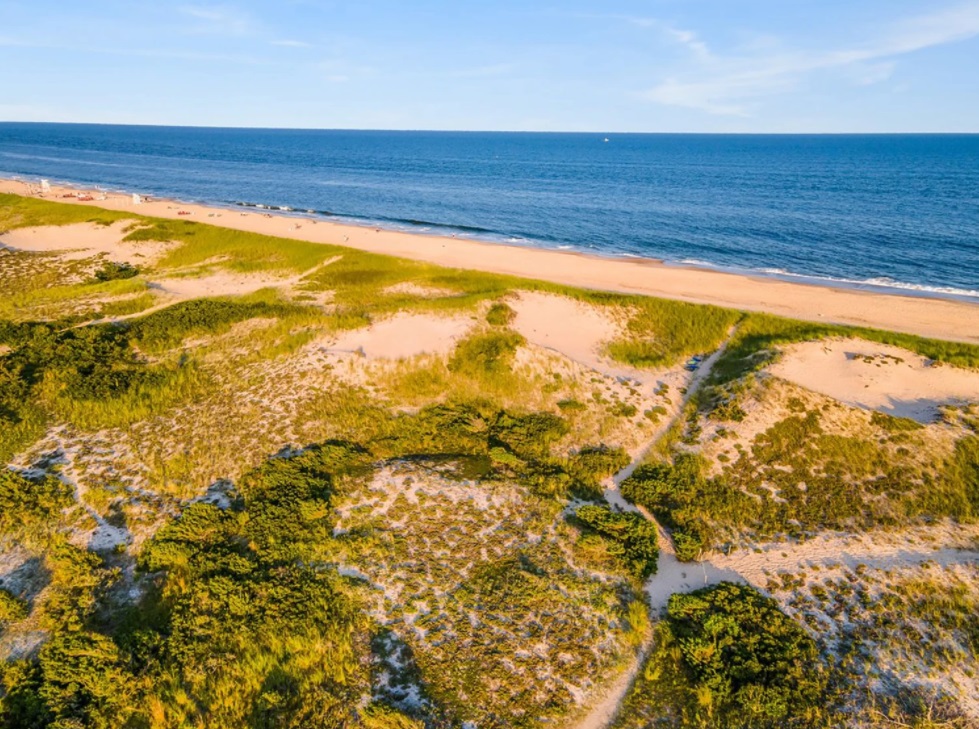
[2,123,978,300]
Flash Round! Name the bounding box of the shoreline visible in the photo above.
[2,177,978,345]
[6,172,979,305]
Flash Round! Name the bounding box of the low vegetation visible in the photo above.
[623,405,979,559]
[3,193,979,727]
[613,583,829,729]
[573,504,659,579]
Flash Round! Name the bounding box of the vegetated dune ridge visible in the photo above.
[1,189,979,728]
[2,178,978,344]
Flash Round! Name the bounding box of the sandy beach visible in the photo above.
[2,177,977,344]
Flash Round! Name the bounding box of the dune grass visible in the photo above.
[0,193,130,230]
[124,218,338,273]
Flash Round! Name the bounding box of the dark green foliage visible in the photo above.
[870,410,924,432]
[615,583,829,729]
[486,301,516,327]
[0,470,73,538]
[36,630,136,729]
[0,661,51,729]
[0,542,125,728]
[0,320,151,460]
[0,589,27,625]
[489,411,568,460]
[621,455,738,561]
[574,505,659,579]
[92,260,138,282]
[448,329,525,378]
[566,445,630,499]
[3,323,146,400]
[41,540,115,632]
[132,446,379,726]
[126,297,301,351]
[368,402,577,498]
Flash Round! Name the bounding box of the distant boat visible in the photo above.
[603,138,610,143]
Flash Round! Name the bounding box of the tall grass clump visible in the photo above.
[604,298,740,368]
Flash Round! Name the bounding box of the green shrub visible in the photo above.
[567,445,630,499]
[871,410,924,432]
[0,589,27,625]
[127,297,302,351]
[574,505,658,579]
[448,329,525,379]
[620,455,737,561]
[614,583,830,729]
[93,261,139,282]
[486,301,516,327]
[0,470,74,538]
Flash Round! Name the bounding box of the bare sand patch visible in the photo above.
[769,338,979,423]
[509,291,632,378]
[328,313,474,360]
[0,221,172,266]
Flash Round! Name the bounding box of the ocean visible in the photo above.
[2,123,978,300]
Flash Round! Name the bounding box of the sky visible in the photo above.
[1,1,978,132]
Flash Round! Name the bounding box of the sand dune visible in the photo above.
[770,338,979,422]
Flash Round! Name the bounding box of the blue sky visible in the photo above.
[1,1,978,132]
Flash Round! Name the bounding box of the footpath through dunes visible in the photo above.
[3,180,979,344]
[578,327,979,728]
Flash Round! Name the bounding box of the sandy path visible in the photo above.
[3,180,978,345]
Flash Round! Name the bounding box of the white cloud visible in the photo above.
[271,39,311,48]
[643,1,979,116]
[178,5,255,36]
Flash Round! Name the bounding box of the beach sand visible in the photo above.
[2,178,977,344]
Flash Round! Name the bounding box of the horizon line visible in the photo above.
[2,120,979,136]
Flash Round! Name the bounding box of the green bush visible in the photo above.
[448,329,526,379]
[0,589,27,626]
[567,445,630,499]
[486,301,516,327]
[574,505,658,579]
[93,261,139,282]
[0,470,74,538]
[870,410,924,432]
[614,583,830,729]
[620,455,737,561]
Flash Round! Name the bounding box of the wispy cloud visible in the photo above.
[643,1,979,116]
[178,4,255,36]
[449,63,517,79]
[271,39,311,48]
